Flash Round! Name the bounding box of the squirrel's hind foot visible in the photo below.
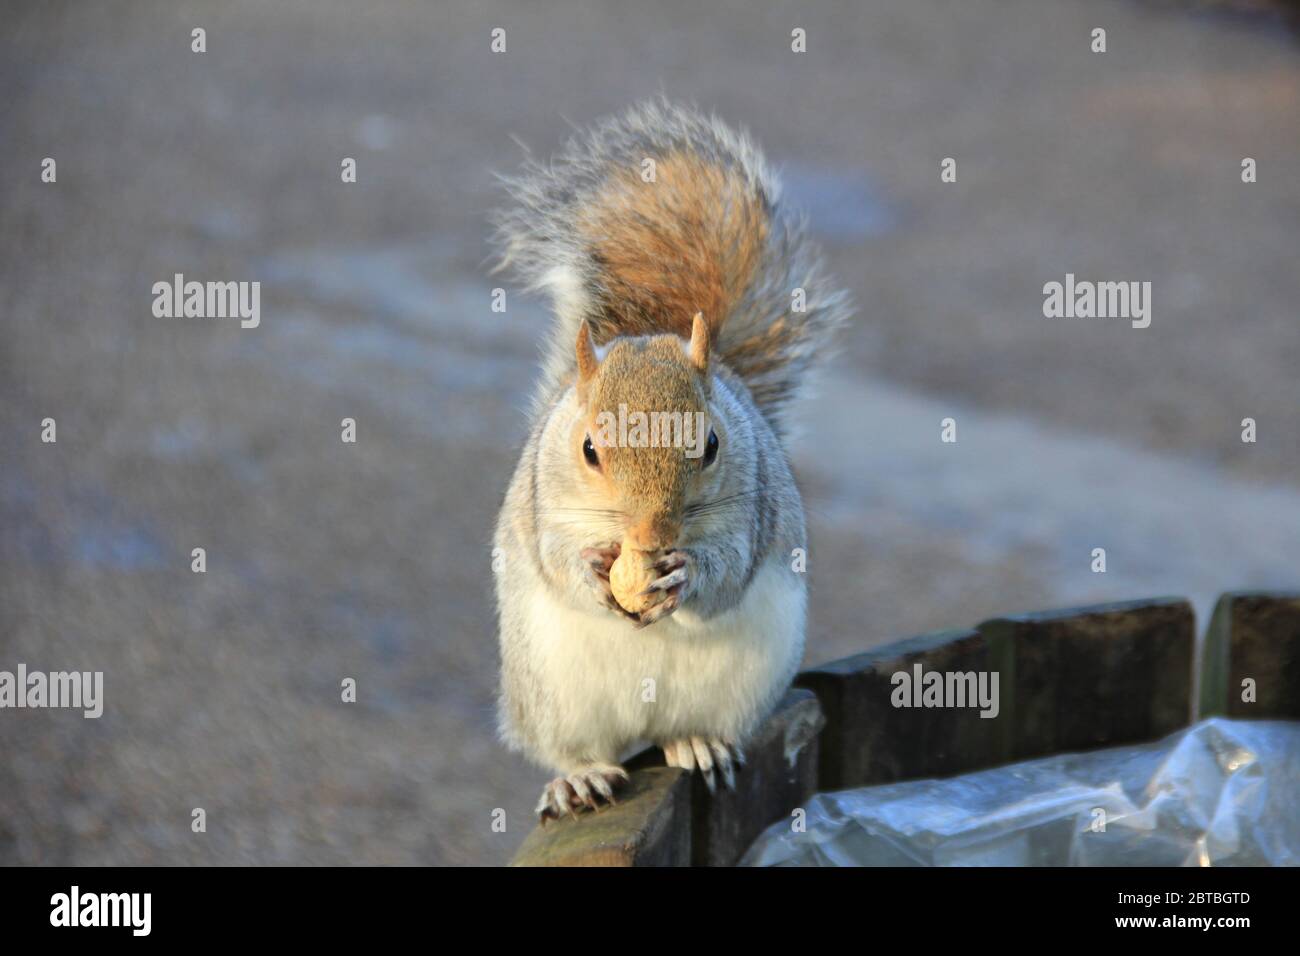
[535,764,630,823]
[661,737,744,794]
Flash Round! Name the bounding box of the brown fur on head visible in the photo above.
[573,316,718,551]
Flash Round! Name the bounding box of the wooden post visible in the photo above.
[796,628,1003,790]
[979,597,1194,761]
[1200,591,1300,719]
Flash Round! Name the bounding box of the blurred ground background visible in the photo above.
[1,0,1297,865]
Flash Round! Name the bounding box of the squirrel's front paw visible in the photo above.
[634,550,692,628]
[579,544,642,623]
[536,764,629,822]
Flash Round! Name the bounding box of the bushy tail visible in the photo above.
[492,99,850,431]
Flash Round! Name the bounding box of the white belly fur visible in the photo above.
[522,559,806,768]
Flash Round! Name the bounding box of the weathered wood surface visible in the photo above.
[978,596,1194,761]
[797,598,1194,790]
[1200,591,1300,719]
[510,767,691,867]
[796,628,1000,790]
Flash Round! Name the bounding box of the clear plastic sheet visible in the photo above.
[741,718,1300,866]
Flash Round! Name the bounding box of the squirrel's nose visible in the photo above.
[626,514,679,553]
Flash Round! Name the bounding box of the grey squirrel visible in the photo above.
[491,100,850,820]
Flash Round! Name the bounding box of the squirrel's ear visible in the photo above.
[688,312,710,372]
[575,321,599,387]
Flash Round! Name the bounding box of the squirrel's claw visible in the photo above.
[641,567,687,594]
[650,551,688,576]
[661,736,742,793]
[711,739,738,791]
[633,550,692,628]
[536,765,630,823]
[634,593,680,628]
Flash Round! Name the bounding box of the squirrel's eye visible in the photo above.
[582,435,601,469]
[703,429,719,467]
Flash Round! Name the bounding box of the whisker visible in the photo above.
[533,514,625,527]
[685,489,764,517]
